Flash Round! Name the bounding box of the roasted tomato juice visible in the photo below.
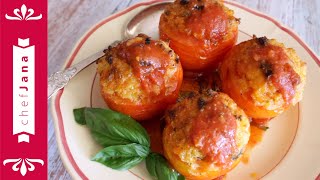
[242,125,266,164]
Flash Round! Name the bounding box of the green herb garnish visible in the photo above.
[261,126,269,131]
[250,121,270,131]
[73,107,184,180]
[92,143,149,171]
[146,153,185,180]
[73,107,150,147]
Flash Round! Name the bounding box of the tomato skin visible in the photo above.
[160,29,238,70]
[159,0,239,71]
[97,34,183,121]
[219,74,281,119]
[101,66,183,121]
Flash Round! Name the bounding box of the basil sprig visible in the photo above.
[73,107,184,180]
[92,143,149,171]
[73,108,150,147]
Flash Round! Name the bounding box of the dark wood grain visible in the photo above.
[48,0,320,179]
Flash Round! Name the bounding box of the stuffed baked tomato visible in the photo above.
[97,34,183,121]
[163,92,250,179]
[220,36,306,122]
[159,0,239,71]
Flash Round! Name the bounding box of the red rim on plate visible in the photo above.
[53,0,320,179]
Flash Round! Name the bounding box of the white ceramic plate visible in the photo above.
[50,0,320,179]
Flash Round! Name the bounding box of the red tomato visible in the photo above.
[219,36,306,121]
[97,34,183,121]
[159,0,239,71]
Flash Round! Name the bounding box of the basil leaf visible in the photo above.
[146,153,185,180]
[73,107,150,147]
[92,143,149,171]
[73,108,86,125]
[146,153,157,177]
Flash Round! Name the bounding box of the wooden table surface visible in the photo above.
[48,0,320,179]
